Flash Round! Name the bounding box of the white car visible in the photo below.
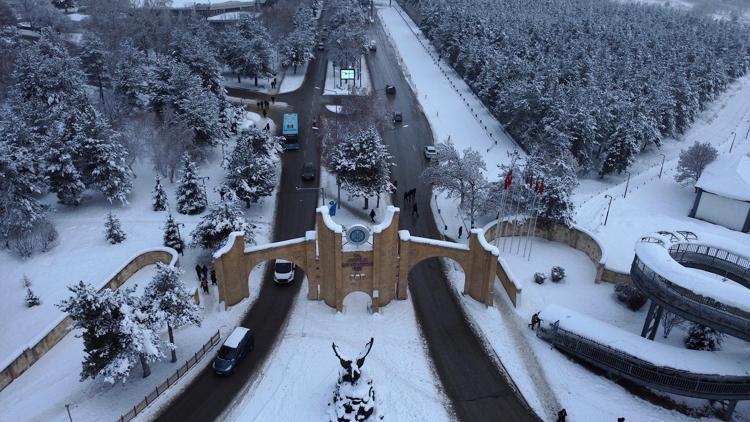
[424,146,437,160]
[273,259,296,284]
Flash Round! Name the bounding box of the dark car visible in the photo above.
[385,85,396,95]
[302,162,316,181]
[393,111,403,123]
[213,327,254,375]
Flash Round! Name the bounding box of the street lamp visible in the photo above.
[623,171,631,199]
[658,153,666,179]
[65,404,73,422]
[730,131,737,153]
[603,194,613,226]
[296,186,326,206]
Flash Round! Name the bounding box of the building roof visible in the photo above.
[696,153,750,201]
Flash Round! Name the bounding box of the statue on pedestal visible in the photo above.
[329,338,376,421]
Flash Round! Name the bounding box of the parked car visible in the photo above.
[317,42,325,51]
[393,111,403,123]
[424,145,437,160]
[273,259,296,284]
[302,161,316,181]
[369,40,377,51]
[213,327,254,375]
[385,85,396,95]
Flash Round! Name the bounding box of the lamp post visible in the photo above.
[65,404,73,422]
[623,171,631,199]
[603,194,613,226]
[296,186,325,206]
[729,131,736,153]
[658,153,666,179]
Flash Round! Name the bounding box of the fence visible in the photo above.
[117,330,221,422]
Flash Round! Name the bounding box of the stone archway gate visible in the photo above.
[213,206,501,311]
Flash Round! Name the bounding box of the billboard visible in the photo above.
[340,69,355,80]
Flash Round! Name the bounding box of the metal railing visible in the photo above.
[117,330,221,422]
[668,243,750,286]
[537,323,750,400]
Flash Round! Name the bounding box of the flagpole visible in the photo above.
[527,179,544,262]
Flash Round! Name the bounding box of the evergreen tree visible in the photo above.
[0,137,47,239]
[176,153,207,215]
[675,141,718,186]
[153,176,168,211]
[685,323,724,351]
[25,287,41,307]
[79,31,109,100]
[44,135,85,205]
[221,15,274,86]
[143,263,201,362]
[117,288,164,378]
[190,198,252,251]
[326,126,394,209]
[170,21,223,99]
[162,213,185,255]
[112,41,149,108]
[105,212,126,244]
[58,282,126,382]
[79,132,133,204]
[225,127,280,207]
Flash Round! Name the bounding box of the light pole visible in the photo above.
[65,404,73,422]
[729,131,736,153]
[296,186,325,206]
[658,153,666,179]
[623,171,631,199]
[603,194,613,226]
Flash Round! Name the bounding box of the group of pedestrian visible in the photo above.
[402,188,416,203]
[195,263,217,294]
[257,100,271,118]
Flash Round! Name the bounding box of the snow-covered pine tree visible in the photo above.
[685,323,724,351]
[57,281,126,382]
[176,153,207,215]
[153,176,168,211]
[44,136,86,206]
[170,21,223,100]
[79,132,133,204]
[534,149,579,226]
[104,212,126,244]
[79,31,109,100]
[222,14,274,86]
[225,127,280,207]
[25,287,41,307]
[112,40,149,108]
[116,287,164,378]
[675,141,718,186]
[162,213,185,255]
[0,137,47,240]
[143,263,201,362]
[327,126,393,209]
[190,198,252,251]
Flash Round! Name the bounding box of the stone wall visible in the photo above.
[0,249,178,392]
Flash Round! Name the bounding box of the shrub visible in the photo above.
[685,323,724,351]
[551,266,565,282]
[25,288,41,307]
[534,272,546,284]
[614,282,647,311]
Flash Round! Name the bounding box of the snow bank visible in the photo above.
[212,231,245,259]
[696,153,750,201]
[634,233,750,313]
[372,206,398,234]
[540,304,750,376]
[318,206,344,234]
[244,237,306,254]
[473,229,499,256]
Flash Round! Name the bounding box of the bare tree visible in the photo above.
[662,311,685,339]
[674,141,718,187]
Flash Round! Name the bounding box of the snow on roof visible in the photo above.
[213,231,245,259]
[318,206,343,234]
[207,11,257,21]
[695,153,750,201]
[244,237,305,254]
[224,327,250,348]
[540,304,750,376]
[634,232,750,313]
[473,229,499,256]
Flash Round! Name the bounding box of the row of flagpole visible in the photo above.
[493,163,545,261]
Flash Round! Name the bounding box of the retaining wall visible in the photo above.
[0,248,179,392]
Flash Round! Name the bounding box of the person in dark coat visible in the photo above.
[529,312,541,330]
[556,408,567,422]
[195,264,202,281]
[210,269,217,285]
[412,202,419,217]
[403,191,409,203]
[458,226,463,238]
[271,95,275,104]
[369,209,376,223]
[262,109,267,118]
[201,279,209,294]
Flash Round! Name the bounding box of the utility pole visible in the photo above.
[658,153,666,179]
[65,404,73,422]
[729,131,736,153]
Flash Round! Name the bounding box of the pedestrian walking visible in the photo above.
[273,77,277,88]
[617,418,625,422]
[556,408,567,422]
[458,226,463,239]
[201,279,209,294]
[403,191,409,203]
[256,101,261,109]
[262,109,267,118]
[264,122,270,131]
[529,312,541,330]
[412,202,419,218]
[410,188,416,200]
[195,264,202,281]
[210,269,217,285]
[264,100,269,109]
[369,209,376,223]
[201,264,209,281]
[271,95,275,104]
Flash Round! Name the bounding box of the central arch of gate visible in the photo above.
[213,206,500,311]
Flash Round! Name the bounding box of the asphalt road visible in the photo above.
[366,11,538,422]
[154,21,329,422]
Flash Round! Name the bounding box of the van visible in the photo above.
[213,327,254,375]
[273,259,296,284]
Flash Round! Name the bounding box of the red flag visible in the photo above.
[537,179,545,194]
[503,169,513,190]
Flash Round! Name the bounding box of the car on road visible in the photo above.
[273,260,296,284]
[385,85,396,95]
[213,327,254,375]
[368,40,377,51]
[393,111,403,123]
[424,146,437,160]
[302,162,316,181]
[317,42,325,51]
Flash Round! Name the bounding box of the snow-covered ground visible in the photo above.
[278,63,308,94]
[323,56,372,96]
[0,111,279,420]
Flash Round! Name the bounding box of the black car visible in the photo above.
[213,327,254,375]
[393,111,403,123]
[385,85,396,95]
[302,162,316,181]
